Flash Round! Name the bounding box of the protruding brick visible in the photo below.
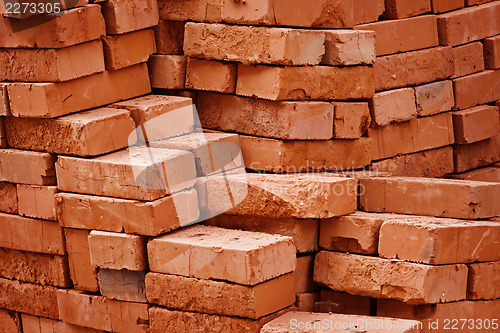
[314,251,467,304]
[414,80,454,116]
[453,70,500,110]
[21,314,103,333]
[452,42,484,78]
[356,15,438,56]
[452,105,499,144]
[100,0,159,34]
[186,58,237,93]
[237,64,375,101]
[153,20,184,55]
[375,46,454,91]
[369,88,417,126]
[453,135,500,172]
[321,30,375,65]
[0,182,17,214]
[7,63,151,118]
[432,0,464,13]
[64,228,99,292]
[148,55,187,89]
[359,176,500,219]
[158,0,221,22]
[484,34,500,69]
[5,108,136,156]
[17,185,57,221]
[0,309,20,333]
[102,29,156,70]
[98,269,147,303]
[383,0,431,19]
[467,261,500,300]
[197,92,334,140]
[0,149,56,185]
[320,289,372,315]
[332,102,371,139]
[146,272,295,319]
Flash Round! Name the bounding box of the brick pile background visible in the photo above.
[0,0,499,332]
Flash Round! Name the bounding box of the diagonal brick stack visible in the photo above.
[0,0,499,332]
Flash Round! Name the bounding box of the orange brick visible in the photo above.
[7,64,151,118]
[158,0,221,22]
[356,15,437,56]
[452,42,485,78]
[314,251,468,304]
[17,185,57,221]
[0,117,5,148]
[153,20,185,55]
[0,182,17,214]
[97,269,147,303]
[414,80,454,116]
[369,88,417,126]
[467,261,500,300]
[295,255,318,294]
[197,92,334,140]
[321,30,375,65]
[0,84,9,116]
[21,314,103,333]
[319,289,372,316]
[465,0,496,4]
[483,34,500,69]
[89,231,147,271]
[375,46,454,91]
[452,105,499,144]
[148,55,187,89]
[100,0,158,34]
[359,176,500,219]
[102,29,156,70]
[453,69,500,110]
[332,102,371,139]
[432,0,464,13]
[437,2,500,46]
[0,149,56,185]
[0,309,20,332]
[453,135,500,172]
[384,0,431,18]
[353,0,385,24]
[64,228,99,292]
[186,58,237,93]
[237,65,375,101]
[448,165,500,182]
[5,108,135,156]
[146,272,295,319]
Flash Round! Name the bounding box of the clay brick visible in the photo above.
[432,0,464,13]
[0,0,88,19]
[353,0,385,25]
[239,135,372,172]
[88,231,147,271]
[295,255,318,294]
[378,298,500,333]
[0,213,64,254]
[186,58,237,93]
[100,0,158,34]
[184,23,325,66]
[467,261,500,300]
[452,105,499,144]
[21,314,103,333]
[359,177,500,219]
[452,42,484,78]
[384,0,431,19]
[56,189,199,236]
[484,35,500,69]
[102,29,156,70]
[437,2,500,46]
[204,215,319,253]
[356,15,438,56]
[332,102,371,139]
[465,0,496,5]
[8,63,151,118]
[371,146,454,178]
[98,269,147,303]
[5,108,135,156]
[158,0,221,22]
[414,80,454,116]
[148,224,295,285]
[146,272,295,319]
[319,290,372,316]
[0,149,56,185]
[453,135,500,172]
[369,88,417,126]
[369,112,454,160]
[321,30,375,65]
[0,309,20,333]
[57,290,149,332]
[153,20,184,55]
[0,182,17,214]
[148,55,187,89]
[0,5,105,48]
[261,311,421,332]
[237,64,375,101]
[375,47,454,91]
[448,165,500,182]
[197,92,334,140]
[0,84,9,116]
[314,251,467,304]
[295,292,320,312]
[64,228,99,292]
[453,70,500,110]
[16,185,57,221]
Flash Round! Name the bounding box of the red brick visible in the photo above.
[64,228,99,292]
[57,290,149,332]
[5,108,136,156]
[153,20,184,55]
[0,84,9,116]
[100,0,158,34]
[0,5,105,48]
[369,112,454,160]
[204,215,319,253]
[371,146,455,178]
[89,231,147,271]
[354,0,385,24]
[17,185,57,221]
[359,176,500,219]
[56,189,199,236]
[239,135,372,172]
[221,0,354,28]
[356,15,438,56]
[148,55,187,89]
[452,42,485,78]
[149,225,295,285]
[0,0,87,19]
[314,251,468,304]
[184,23,325,66]
[465,0,496,4]
[197,92,334,140]
[375,47,454,91]
[295,292,320,312]
[453,135,500,172]
[437,2,500,46]
[333,102,371,139]
[432,0,464,13]
[7,64,151,118]
[0,309,20,333]
[146,272,295,319]
[483,34,500,69]
[186,58,237,93]
[319,289,372,316]
[414,80,455,116]
[21,314,103,333]
[448,165,500,182]
[237,65,375,101]
[384,0,431,18]
[369,88,417,126]
[453,69,500,109]
[452,105,499,144]
[102,29,156,70]
[0,149,56,185]
[158,0,221,22]
[295,255,318,294]
[0,182,17,214]
[467,261,500,300]
[321,30,375,65]
[97,269,147,303]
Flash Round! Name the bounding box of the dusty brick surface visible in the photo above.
[452,105,499,144]
[21,314,104,333]
[64,228,99,292]
[102,29,156,70]
[414,80,454,116]
[453,69,500,110]
[321,30,375,65]
[100,0,158,34]
[148,55,187,89]
[186,58,237,93]
[467,261,500,300]
[452,42,484,78]
[158,0,221,22]
[0,149,56,185]
[332,102,371,139]
[369,88,417,126]
[453,135,500,172]
[17,185,58,221]
[0,182,18,214]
